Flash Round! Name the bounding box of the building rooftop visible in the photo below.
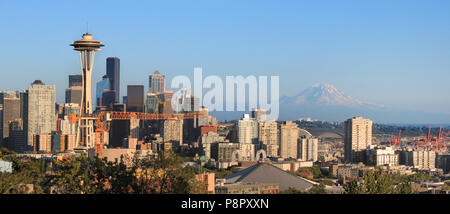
[224,162,316,191]
[32,80,44,85]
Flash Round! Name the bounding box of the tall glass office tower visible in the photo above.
[96,75,110,107]
[106,57,120,103]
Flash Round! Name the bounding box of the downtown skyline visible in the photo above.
[1,0,450,123]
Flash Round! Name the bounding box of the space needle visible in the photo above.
[70,29,104,148]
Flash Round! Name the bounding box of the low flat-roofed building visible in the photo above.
[336,164,361,179]
[367,146,399,167]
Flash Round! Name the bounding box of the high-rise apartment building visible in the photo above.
[344,116,373,163]
[211,142,240,162]
[252,108,269,122]
[198,107,218,127]
[145,92,159,113]
[237,114,259,145]
[106,57,120,103]
[127,85,144,112]
[162,119,183,147]
[405,150,436,170]
[183,94,200,113]
[59,103,80,135]
[239,143,256,161]
[181,92,202,142]
[148,70,165,94]
[258,121,279,157]
[200,132,227,159]
[161,91,173,114]
[24,80,56,150]
[298,136,319,162]
[280,121,299,159]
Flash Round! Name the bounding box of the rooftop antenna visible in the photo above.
[86,22,89,34]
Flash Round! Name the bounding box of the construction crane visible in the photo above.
[70,111,207,158]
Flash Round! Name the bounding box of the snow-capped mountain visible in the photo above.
[278,83,450,123]
[285,83,364,106]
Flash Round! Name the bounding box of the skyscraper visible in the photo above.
[96,75,111,107]
[109,104,128,148]
[344,116,373,163]
[66,74,83,105]
[145,92,159,113]
[149,70,165,94]
[8,119,26,153]
[258,121,279,157]
[237,114,259,145]
[280,121,299,159]
[65,86,82,105]
[0,91,21,147]
[127,85,144,112]
[24,80,56,150]
[298,136,319,162]
[68,75,82,87]
[106,57,120,103]
[162,119,183,147]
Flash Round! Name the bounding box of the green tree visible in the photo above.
[0,154,47,194]
[44,156,96,194]
[0,172,35,194]
[279,187,305,194]
[132,151,206,194]
[346,171,415,194]
[308,183,327,194]
[279,184,327,194]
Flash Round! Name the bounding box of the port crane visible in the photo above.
[388,130,402,149]
[412,126,447,153]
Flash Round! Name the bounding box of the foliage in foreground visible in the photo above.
[0,150,207,194]
[345,171,416,194]
[280,184,327,194]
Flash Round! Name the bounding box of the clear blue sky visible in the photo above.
[0,0,449,115]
